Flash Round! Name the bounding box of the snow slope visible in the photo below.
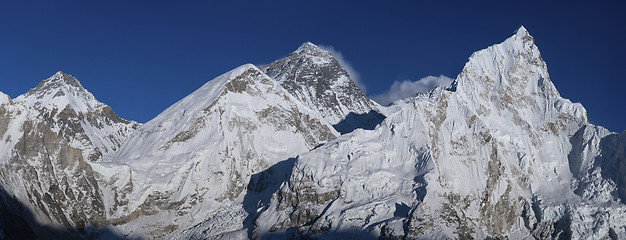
[96,64,338,238]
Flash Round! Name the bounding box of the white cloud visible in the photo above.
[318,45,367,93]
[372,75,454,106]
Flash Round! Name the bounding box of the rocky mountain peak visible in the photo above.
[510,25,536,49]
[297,41,319,51]
[15,71,104,114]
[293,42,332,59]
[40,70,84,90]
[262,43,381,127]
[513,25,529,37]
[450,26,587,130]
[454,26,553,100]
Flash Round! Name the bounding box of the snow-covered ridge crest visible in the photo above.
[14,71,105,114]
[110,64,264,159]
[0,91,9,105]
[141,63,258,129]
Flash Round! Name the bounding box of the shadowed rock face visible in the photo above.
[0,185,133,240]
[0,185,38,240]
[333,110,386,134]
[597,131,626,203]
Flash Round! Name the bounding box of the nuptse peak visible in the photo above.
[0,27,624,239]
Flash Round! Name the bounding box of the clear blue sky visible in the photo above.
[1,1,625,132]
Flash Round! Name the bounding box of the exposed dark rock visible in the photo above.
[333,110,386,134]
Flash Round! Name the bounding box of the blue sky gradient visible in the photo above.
[1,1,624,132]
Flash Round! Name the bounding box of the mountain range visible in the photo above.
[1,26,625,239]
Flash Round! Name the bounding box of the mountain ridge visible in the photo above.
[1,27,625,239]
[249,26,626,239]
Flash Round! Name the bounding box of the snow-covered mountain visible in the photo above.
[96,64,338,238]
[262,42,385,134]
[1,27,625,240]
[251,27,626,239]
[13,71,139,160]
[0,72,139,238]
